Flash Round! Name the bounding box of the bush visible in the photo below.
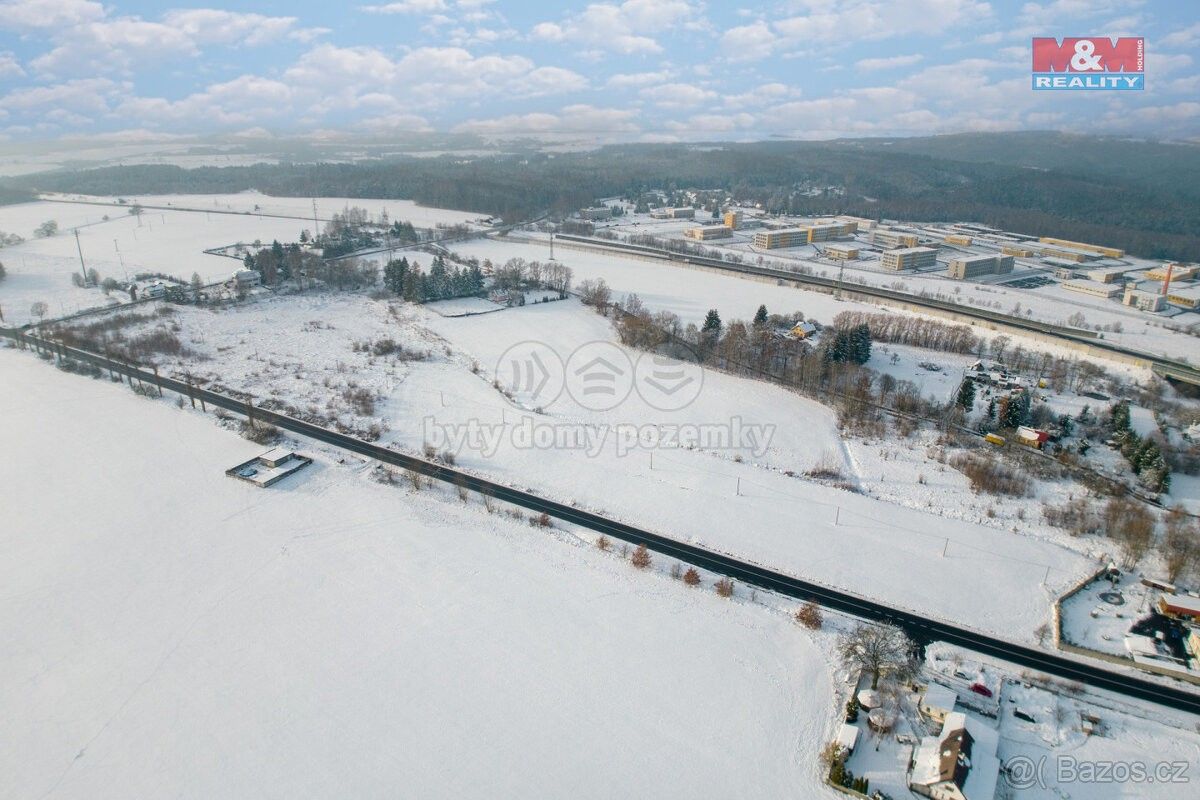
[948,452,1031,496]
[795,601,823,630]
[596,534,611,551]
[241,421,280,444]
[683,567,701,586]
[532,512,552,528]
[714,577,734,597]
[631,543,652,569]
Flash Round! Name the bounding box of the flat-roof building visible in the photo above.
[944,234,973,246]
[665,207,695,219]
[754,228,808,249]
[723,210,743,229]
[578,206,613,221]
[1145,263,1198,282]
[825,244,859,260]
[1165,283,1200,310]
[1001,244,1036,257]
[1062,280,1123,299]
[1039,236,1125,259]
[881,246,938,271]
[872,229,920,249]
[1086,266,1131,283]
[1123,282,1167,312]
[947,254,1015,279]
[684,224,733,241]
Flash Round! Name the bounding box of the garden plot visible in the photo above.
[101,292,1099,641]
[0,346,837,800]
[0,201,308,324]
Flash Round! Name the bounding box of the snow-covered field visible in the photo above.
[92,291,1101,642]
[0,345,837,799]
[0,200,310,323]
[45,191,486,228]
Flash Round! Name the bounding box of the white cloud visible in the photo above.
[855,54,924,71]
[25,6,324,78]
[639,82,717,108]
[530,0,701,55]
[357,113,434,133]
[0,52,24,78]
[606,71,670,88]
[719,21,775,62]
[1162,23,1200,49]
[0,0,105,31]
[361,0,449,13]
[452,104,639,136]
[727,0,992,61]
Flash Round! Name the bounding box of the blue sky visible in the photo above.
[0,0,1197,142]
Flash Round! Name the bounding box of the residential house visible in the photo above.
[909,712,1000,800]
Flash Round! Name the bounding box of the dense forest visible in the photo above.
[7,132,1198,260]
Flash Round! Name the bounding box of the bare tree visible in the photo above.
[1102,497,1154,568]
[30,301,48,321]
[1164,509,1200,583]
[837,622,915,689]
[630,543,651,569]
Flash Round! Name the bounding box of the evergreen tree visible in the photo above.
[702,308,722,336]
[190,271,204,299]
[956,378,976,411]
[402,267,425,303]
[271,239,285,262]
[243,252,255,269]
[428,255,449,300]
[753,304,768,327]
[986,397,996,421]
[384,257,408,294]
[1000,390,1030,429]
[850,323,872,364]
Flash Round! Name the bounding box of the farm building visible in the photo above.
[1157,593,1200,622]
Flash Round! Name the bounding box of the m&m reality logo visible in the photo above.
[1032,37,1144,90]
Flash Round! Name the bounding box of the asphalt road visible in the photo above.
[6,329,1200,715]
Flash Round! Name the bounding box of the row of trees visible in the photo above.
[382,255,485,303]
[1110,401,1171,493]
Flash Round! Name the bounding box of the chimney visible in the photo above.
[1162,263,1174,297]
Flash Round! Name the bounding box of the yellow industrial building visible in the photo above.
[1146,263,1198,281]
[1038,237,1125,259]
[1001,244,1035,257]
[753,221,856,249]
[684,225,733,241]
[825,244,859,260]
[723,210,743,229]
[872,229,920,249]
[881,246,938,271]
[1062,280,1123,299]
[944,234,973,246]
[947,253,1015,279]
[1039,247,1090,263]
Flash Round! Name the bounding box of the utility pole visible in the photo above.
[74,229,87,286]
[549,232,555,261]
